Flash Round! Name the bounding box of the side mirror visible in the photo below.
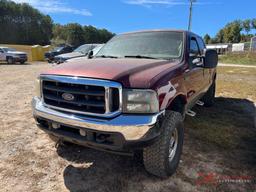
[87,50,94,59]
[204,49,218,68]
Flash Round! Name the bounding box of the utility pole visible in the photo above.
[188,0,196,31]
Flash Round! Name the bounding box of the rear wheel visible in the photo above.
[201,80,216,107]
[143,111,184,178]
[20,61,25,64]
[7,57,14,64]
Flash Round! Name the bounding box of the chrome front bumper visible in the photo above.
[32,97,164,141]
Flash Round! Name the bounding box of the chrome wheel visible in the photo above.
[168,127,178,161]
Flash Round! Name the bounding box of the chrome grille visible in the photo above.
[41,75,122,117]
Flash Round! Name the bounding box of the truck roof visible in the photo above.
[121,29,188,34]
[120,29,201,38]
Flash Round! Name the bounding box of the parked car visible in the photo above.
[44,45,74,63]
[54,44,102,64]
[0,47,27,64]
[32,30,218,178]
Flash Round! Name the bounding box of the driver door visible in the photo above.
[185,36,205,109]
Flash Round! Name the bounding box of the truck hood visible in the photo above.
[7,51,26,54]
[42,58,179,88]
[56,52,84,59]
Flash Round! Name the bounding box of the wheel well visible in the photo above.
[166,95,186,115]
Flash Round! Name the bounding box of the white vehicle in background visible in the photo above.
[0,47,28,64]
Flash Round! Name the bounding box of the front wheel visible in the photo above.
[143,111,184,178]
[7,57,14,64]
[20,61,25,64]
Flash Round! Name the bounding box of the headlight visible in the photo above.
[123,89,159,114]
[35,76,41,98]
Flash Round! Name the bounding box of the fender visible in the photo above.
[156,77,187,111]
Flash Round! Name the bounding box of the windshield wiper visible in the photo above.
[124,55,159,59]
[96,55,119,58]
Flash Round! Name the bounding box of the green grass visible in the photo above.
[185,97,256,150]
[185,66,256,150]
[219,52,256,65]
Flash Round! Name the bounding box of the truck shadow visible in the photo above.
[57,97,256,192]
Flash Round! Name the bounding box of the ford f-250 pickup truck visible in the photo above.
[32,30,218,178]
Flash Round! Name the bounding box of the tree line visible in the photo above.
[0,0,53,45]
[204,19,256,44]
[0,0,114,46]
[52,24,115,47]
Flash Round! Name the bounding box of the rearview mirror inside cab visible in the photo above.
[204,49,218,68]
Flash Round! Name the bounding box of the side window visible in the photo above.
[190,38,200,55]
[189,37,203,68]
[197,37,206,54]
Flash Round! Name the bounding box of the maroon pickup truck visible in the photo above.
[32,30,218,178]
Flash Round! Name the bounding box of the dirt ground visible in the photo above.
[0,62,255,192]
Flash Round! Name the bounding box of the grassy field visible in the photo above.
[187,66,256,148]
[219,52,256,65]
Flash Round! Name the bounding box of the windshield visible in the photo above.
[3,48,16,52]
[74,45,92,54]
[92,44,104,56]
[96,31,184,60]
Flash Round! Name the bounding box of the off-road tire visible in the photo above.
[143,111,184,178]
[201,80,216,107]
[7,57,14,64]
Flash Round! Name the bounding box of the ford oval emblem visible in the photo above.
[62,93,75,101]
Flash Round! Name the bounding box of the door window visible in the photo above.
[190,38,200,55]
[189,37,203,68]
[197,37,206,55]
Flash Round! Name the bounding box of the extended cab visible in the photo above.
[0,47,28,64]
[32,30,218,178]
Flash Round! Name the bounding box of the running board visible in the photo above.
[196,100,204,106]
[186,109,196,117]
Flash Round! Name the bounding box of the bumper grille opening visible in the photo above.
[42,78,121,116]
